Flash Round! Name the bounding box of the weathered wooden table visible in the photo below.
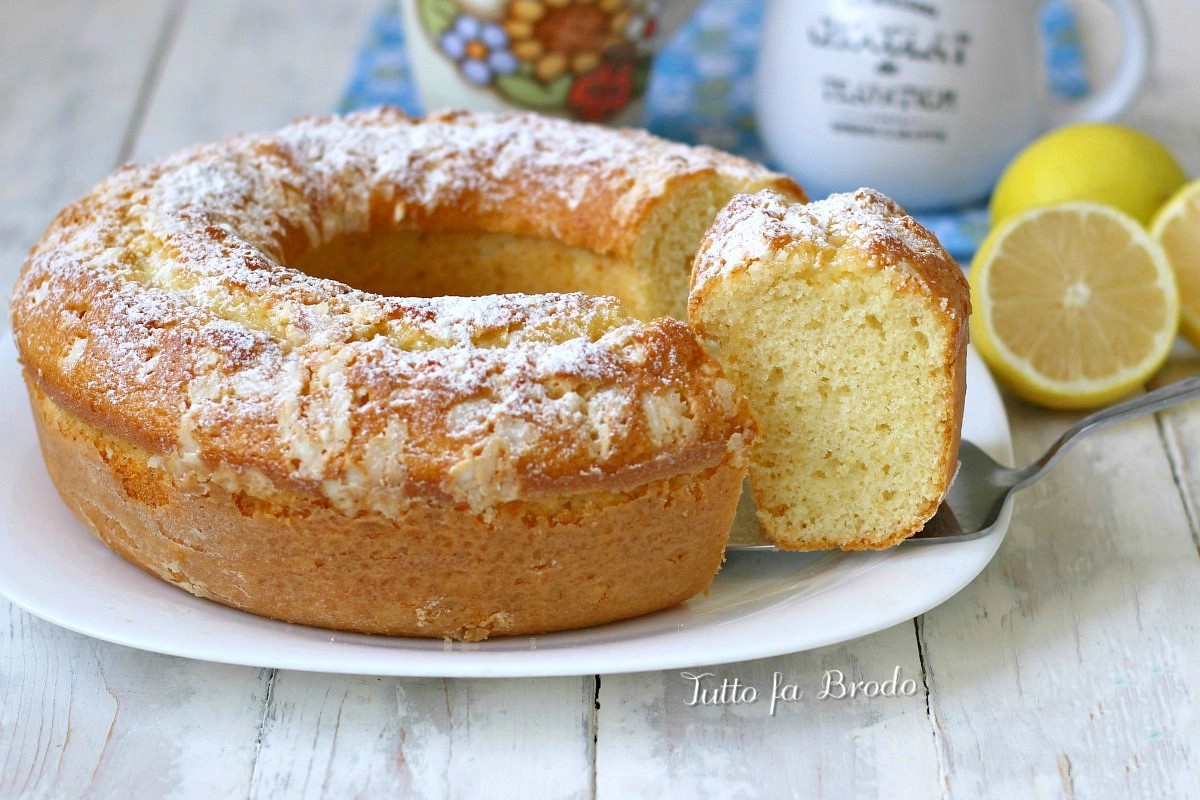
[3,1,1199,796]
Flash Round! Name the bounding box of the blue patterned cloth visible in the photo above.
[340,0,1089,262]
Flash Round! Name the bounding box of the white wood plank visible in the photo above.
[130,0,378,162]
[0,5,272,799]
[247,671,412,799]
[0,0,178,329]
[596,621,940,800]
[917,397,1200,797]
[1151,345,1200,550]
[914,3,1200,788]
[0,3,278,794]
[248,672,596,799]
[0,604,270,798]
[122,3,599,794]
[31,0,599,788]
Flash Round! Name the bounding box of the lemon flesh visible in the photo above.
[1151,179,1200,348]
[970,203,1179,409]
[990,123,1186,227]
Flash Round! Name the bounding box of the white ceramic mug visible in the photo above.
[401,0,700,126]
[755,0,1152,210]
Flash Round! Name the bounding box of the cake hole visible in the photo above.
[286,228,647,313]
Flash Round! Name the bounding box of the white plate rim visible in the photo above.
[0,333,1011,677]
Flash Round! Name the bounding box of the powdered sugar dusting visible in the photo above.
[691,188,970,320]
[13,108,758,512]
[695,189,942,286]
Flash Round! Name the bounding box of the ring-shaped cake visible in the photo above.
[12,108,804,640]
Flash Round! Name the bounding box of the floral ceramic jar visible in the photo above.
[402,0,699,124]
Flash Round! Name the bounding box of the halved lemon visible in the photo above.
[1151,179,1200,348]
[970,203,1179,409]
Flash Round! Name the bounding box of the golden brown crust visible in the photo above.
[29,380,741,640]
[12,108,784,508]
[691,188,971,324]
[10,108,795,637]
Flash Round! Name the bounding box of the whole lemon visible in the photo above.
[990,123,1186,227]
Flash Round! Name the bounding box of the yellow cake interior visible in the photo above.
[295,184,962,552]
[694,231,961,550]
[290,177,753,322]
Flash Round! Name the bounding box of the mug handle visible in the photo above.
[1055,0,1152,124]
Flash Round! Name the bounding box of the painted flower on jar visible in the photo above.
[418,0,661,120]
[503,0,660,83]
[568,56,635,121]
[439,13,519,85]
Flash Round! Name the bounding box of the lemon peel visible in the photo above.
[990,123,1185,227]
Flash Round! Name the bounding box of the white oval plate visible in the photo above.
[0,333,1010,677]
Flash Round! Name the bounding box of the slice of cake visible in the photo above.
[688,189,971,550]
